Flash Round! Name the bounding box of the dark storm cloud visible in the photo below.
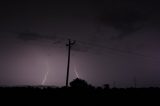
[97,0,160,39]
[16,32,58,41]
[1,0,160,87]
[16,31,91,53]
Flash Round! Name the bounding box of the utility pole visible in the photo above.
[66,39,76,87]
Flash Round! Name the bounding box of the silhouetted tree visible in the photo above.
[70,78,91,88]
[103,84,110,90]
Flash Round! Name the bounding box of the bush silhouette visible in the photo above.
[103,84,110,89]
[70,78,90,88]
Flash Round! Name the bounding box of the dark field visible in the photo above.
[0,86,160,105]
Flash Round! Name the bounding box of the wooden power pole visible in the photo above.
[66,39,76,87]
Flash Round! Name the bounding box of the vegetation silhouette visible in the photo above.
[70,78,93,89]
[0,78,160,105]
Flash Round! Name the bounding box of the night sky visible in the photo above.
[0,0,160,87]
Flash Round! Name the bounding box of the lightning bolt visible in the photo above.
[41,55,50,85]
[74,63,79,78]
[41,70,49,85]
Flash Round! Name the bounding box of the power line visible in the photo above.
[13,31,160,62]
[84,42,160,65]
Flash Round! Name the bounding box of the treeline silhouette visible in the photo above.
[0,78,159,105]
